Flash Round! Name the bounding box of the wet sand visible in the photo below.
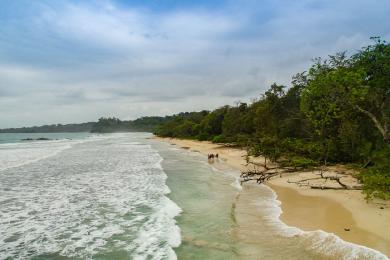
[270,184,389,255]
[154,137,390,257]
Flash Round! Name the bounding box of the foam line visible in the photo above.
[260,185,389,260]
[0,134,182,259]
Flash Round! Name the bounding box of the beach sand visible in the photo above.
[154,137,390,257]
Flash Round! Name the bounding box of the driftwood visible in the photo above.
[244,161,270,171]
[310,185,363,190]
[241,158,363,191]
[287,170,363,190]
[287,177,323,187]
[240,159,297,185]
[240,172,279,184]
[310,179,364,190]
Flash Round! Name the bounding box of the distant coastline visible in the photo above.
[0,122,95,133]
[0,116,165,134]
[1,39,389,255]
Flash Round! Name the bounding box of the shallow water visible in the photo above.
[150,142,240,259]
[148,138,389,260]
[0,133,388,259]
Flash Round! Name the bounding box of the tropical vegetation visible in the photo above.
[154,38,390,199]
[1,38,388,199]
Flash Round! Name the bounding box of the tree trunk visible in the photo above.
[355,105,390,147]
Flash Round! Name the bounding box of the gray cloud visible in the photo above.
[0,0,389,127]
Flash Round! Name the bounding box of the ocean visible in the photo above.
[0,133,387,259]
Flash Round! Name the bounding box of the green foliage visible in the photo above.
[212,135,227,143]
[5,37,389,200]
[91,117,168,133]
[281,157,318,169]
[196,132,209,141]
[280,138,324,160]
[360,148,390,199]
[152,38,390,199]
[91,117,125,133]
[361,169,390,200]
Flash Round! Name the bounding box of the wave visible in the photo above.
[0,134,128,172]
[131,197,182,260]
[172,145,387,259]
[259,185,389,260]
[0,133,182,259]
[0,139,83,172]
[128,153,182,260]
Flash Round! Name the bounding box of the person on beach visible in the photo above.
[208,153,218,162]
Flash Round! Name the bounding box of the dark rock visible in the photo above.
[21,137,52,141]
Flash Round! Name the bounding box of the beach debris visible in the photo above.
[240,160,296,185]
[308,171,363,190]
[286,169,363,191]
[344,228,351,231]
[240,158,364,192]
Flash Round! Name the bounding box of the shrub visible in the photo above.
[292,157,318,168]
[196,133,209,141]
[281,156,318,169]
[361,169,390,200]
[212,135,227,143]
[360,148,390,200]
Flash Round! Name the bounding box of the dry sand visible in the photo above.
[154,137,390,257]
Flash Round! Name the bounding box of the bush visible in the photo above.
[361,169,390,200]
[196,133,209,141]
[291,157,318,168]
[280,138,324,161]
[360,148,390,200]
[280,156,318,169]
[212,135,228,143]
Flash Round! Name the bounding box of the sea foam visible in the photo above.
[0,138,90,172]
[0,134,182,260]
[258,185,389,260]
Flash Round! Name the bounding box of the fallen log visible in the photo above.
[310,185,363,190]
[287,177,323,184]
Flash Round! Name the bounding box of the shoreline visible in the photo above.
[154,136,390,257]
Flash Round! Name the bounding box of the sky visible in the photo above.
[0,0,389,128]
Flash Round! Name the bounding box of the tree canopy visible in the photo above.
[3,39,388,199]
[154,38,390,199]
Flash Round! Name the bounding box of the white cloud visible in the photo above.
[0,0,389,127]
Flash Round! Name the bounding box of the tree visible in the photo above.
[153,38,390,199]
[352,37,390,147]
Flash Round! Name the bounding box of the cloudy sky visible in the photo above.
[0,0,389,128]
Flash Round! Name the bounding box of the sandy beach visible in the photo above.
[154,136,390,257]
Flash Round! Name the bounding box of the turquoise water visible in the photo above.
[0,133,387,259]
[151,142,240,259]
[147,139,388,260]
